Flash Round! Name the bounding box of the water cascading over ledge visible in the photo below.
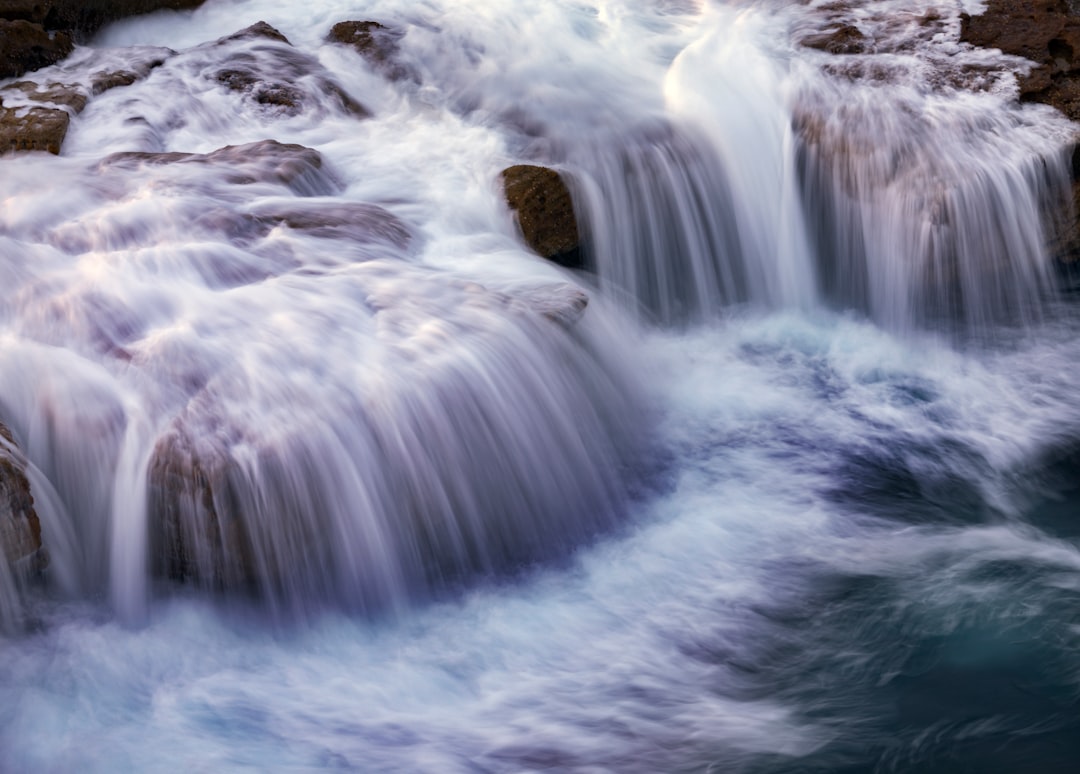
[556,1,1079,333]
[0,129,645,623]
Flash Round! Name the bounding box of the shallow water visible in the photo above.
[2,0,1079,771]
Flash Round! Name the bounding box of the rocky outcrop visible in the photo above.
[0,1,204,80]
[0,422,44,574]
[960,1,1080,263]
[961,0,1080,119]
[0,19,72,78]
[501,165,583,269]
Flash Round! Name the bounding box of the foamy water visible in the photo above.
[2,0,1080,770]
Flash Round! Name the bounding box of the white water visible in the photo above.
[3,0,1080,770]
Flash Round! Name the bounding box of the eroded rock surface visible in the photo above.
[961,0,1080,117]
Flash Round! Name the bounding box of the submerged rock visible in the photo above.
[99,139,332,191]
[501,165,583,269]
[327,20,410,80]
[207,22,369,118]
[0,422,44,573]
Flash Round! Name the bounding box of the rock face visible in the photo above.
[0,1,204,80]
[501,165,584,269]
[0,19,73,78]
[0,422,44,573]
[960,1,1080,263]
[961,0,1080,118]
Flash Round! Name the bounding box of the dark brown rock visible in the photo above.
[0,421,44,573]
[501,165,583,269]
[327,20,407,78]
[0,102,71,154]
[0,19,72,78]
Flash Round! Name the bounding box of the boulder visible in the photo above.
[501,165,584,269]
[0,101,71,154]
[0,422,44,573]
[0,19,72,79]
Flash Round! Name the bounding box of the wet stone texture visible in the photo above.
[961,0,1080,264]
[502,165,583,269]
[0,422,44,573]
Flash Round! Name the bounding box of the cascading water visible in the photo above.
[3,0,1080,771]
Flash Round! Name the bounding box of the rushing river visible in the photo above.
[3,0,1080,771]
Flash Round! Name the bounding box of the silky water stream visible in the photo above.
[2,1,1080,771]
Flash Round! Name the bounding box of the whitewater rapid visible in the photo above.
[2,0,1080,771]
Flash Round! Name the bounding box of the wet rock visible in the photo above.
[208,22,369,118]
[2,80,88,112]
[801,24,866,55]
[148,420,254,587]
[247,201,412,246]
[100,140,332,192]
[960,1,1080,262]
[327,20,409,79]
[0,100,71,154]
[960,0,1080,117]
[0,19,72,78]
[0,422,44,573]
[90,52,168,95]
[501,165,583,269]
